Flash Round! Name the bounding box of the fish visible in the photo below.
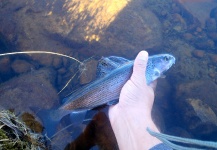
[36,54,175,137]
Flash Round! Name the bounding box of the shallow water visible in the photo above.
[1,0,217,149]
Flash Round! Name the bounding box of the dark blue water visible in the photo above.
[1,0,217,149]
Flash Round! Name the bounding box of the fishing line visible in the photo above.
[0,51,98,139]
[58,69,80,95]
[0,51,83,64]
[0,51,91,94]
[147,128,217,150]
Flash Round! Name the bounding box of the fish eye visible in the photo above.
[164,56,170,61]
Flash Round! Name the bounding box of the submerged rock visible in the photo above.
[21,112,43,133]
[187,99,217,126]
[171,13,187,32]
[177,98,217,138]
[191,50,205,59]
[0,67,59,114]
[11,59,35,74]
[177,0,217,28]
[194,39,215,50]
[174,80,217,138]
[209,53,217,64]
[0,57,12,80]
[0,0,162,65]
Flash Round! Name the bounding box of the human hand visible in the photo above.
[109,51,161,150]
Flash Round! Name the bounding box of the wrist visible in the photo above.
[109,108,161,150]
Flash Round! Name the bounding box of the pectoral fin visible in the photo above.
[107,99,119,106]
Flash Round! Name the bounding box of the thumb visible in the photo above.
[131,51,148,86]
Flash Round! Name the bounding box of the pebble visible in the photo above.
[11,59,34,74]
[183,33,193,41]
[57,67,67,75]
[191,50,205,58]
[208,72,216,78]
[0,57,11,74]
[195,39,215,50]
[209,54,217,64]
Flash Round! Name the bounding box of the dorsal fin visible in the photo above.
[96,56,130,78]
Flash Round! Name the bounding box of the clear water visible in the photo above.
[0,0,217,149]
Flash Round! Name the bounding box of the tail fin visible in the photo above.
[31,107,61,138]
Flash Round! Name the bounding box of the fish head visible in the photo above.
[146,54,175,84]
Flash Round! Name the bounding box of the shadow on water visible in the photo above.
[1,0,217,149]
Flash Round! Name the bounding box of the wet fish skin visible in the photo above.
[61,54,175,111]
[38,54,175,137]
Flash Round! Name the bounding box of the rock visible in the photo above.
[21,112,43,133]
[11,59,35,74]
[177,0,217,27]
[57,67,67,75]
[80,59,98,84]
[196,27,202,33]
[171,13,187,32]
[209,53,217,64]
[177,98,217,137]
[0,0,76,66]
[208,72,216,78]
[0,57,11,75]
[0,0,162,64]
[174,80,217,137]
[194,39,215,50]
[172,3,181,14]
[0,68,59,114]
[191,50,205,59]
[182,33,193,41]
[175,80,217,110]
[187,99,217,126]
[0,1,21,43]
[101,7,162,57]
[168,40,209,83]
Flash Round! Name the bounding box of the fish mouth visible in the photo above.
[162,56,175,74]
[168,56,176,67]
[171,56,176,64]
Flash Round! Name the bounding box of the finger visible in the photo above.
[131,51,149,86]
[149,80,157,92]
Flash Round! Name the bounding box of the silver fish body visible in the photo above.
[61,54,175,111]
[61,62,133,111]
[37,54,175,137]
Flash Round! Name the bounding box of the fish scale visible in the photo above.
[62,61,133,110]
[36,54,175,137]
